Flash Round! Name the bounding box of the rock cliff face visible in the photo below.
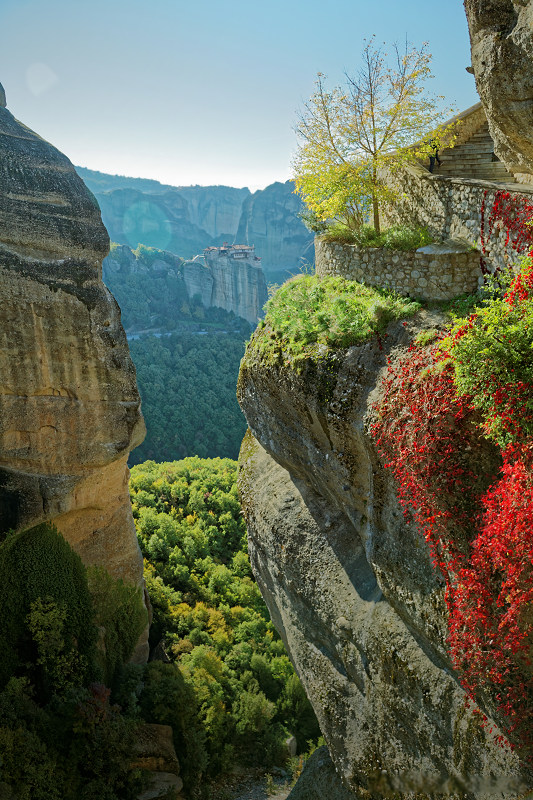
[465,0,533,181]
[103,243,267,326]
[237,313,532,798]
[174,185,249,240]
[0,90,148,658]
[77,167,315,274]
[198,248,268,325]
[104,243,184,280]
[236,181,315,272]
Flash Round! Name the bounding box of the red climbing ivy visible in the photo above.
[371,257,533,756]
[448,445,533,749]
[371,344,495,561]
[480,190,533,272]
[370,188,533,755]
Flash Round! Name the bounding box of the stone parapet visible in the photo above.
[315,237,481,301]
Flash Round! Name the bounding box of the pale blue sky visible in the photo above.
[1,0,478,189]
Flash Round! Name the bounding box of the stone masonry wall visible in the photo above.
[384,165,533,273]
[315,238,481,301]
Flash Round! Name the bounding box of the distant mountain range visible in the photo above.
[76,167,314,276]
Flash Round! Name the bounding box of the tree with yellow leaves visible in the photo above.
[293,38,457,234]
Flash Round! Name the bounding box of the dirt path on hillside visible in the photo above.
[208,770,292,800]
[231,777,290,800]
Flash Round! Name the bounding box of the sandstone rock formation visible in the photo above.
[287,747,355,800]
[182,258,215,310]
[465,0,533,181]
[103,242,267,326]
[175,184,249,241]
[131,723,184,800]
[200,246,268,325]
[104,243,184,280]
[237,313,533,798]
[0,88,148,658]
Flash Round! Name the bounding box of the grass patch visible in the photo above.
[414,328,440,347]
[247,274,420,369]
[319,223,433,251]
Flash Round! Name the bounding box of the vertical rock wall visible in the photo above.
[465,0,533,182]
[0,87,148,659]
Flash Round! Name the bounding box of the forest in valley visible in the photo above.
[129,332,249,465]
[0,458,320,799]
[132,458,320,792]
[102,243,255,465]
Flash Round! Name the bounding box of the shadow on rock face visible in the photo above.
[287,747,358,800]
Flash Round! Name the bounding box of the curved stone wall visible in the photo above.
[315,238,481,301]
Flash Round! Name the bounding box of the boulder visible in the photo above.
[131,723,180,774]
[287,747,359,800]
[132,723,183,800]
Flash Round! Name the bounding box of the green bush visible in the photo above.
[445,258,533,447]
[319,222,359,244]
[379,224,432,251]
[247,274,419,367]
[0,523,97,689]
[0,523,152,799]
[0,678,141,800]
[87,567,148,687]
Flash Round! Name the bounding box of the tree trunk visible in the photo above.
[372,195,380,235]
[372,164,380,234]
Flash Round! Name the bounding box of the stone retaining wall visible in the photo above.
[315,238,481,301]
[383,166,533,273]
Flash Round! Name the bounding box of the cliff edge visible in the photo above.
[0,86,148,659]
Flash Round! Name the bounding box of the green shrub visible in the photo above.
[298,208,328,234]
[0,523,97,689]
[27,597,89,698]
[319,222,359,244]
[232,689,285,766]
[277,674,321,751]
[87,567,148,687]
[0,678,141,800]
[445,258,533,447]
[0,524,150,799]
[320,223,432,251]
[350,224,381,247]
[379,224,432,250]
[247,274,419,367]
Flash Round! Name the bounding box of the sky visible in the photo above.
[0,0,479,191]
